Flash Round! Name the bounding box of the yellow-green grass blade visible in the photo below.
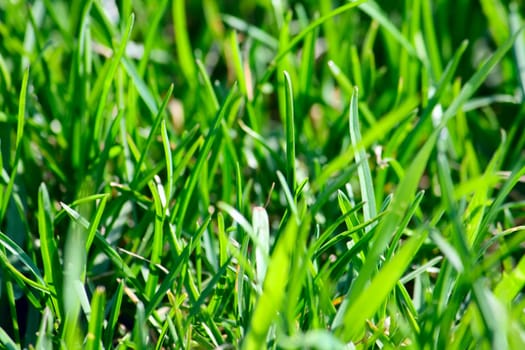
[283,71,297,192]
[173,0,196,85]
[336,229,427,341]
[0,67,28,222]
[85,286,106,350]
[253,206,270,292]
[37,183,63,319]
[242,212,302,349]
[349,87,377,229]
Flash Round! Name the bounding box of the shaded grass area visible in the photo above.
[1,0,525,348]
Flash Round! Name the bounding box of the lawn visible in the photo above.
[1,0,525,349]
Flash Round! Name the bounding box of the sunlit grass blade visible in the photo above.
[133,301,148,348]
[494,253,525,303]
[85,287,106,350]
[385,190,425,260]
[85,194,109,253]
[145,176,165,299]
[334,114,437,331]
[221,14,278,49]
[0,67,28,222]
[253,206,270,291]
[242,212,301,349]
[0,327,18,350]
[276,171,298,218]
[283,71,296,192]
[315,95,419,189]
[480,0,509,45]
[336,229,427,341]
[463,134,507,248]
[217,202,260,263]
[35,308,54,349]
[196,59,220,111]
[328,60,354,95]
[510,3,525,98]
[476,164,525,248]
[122,57,159,115]
[173,0,196,84]
[59,202,139,286]
[38,183,63,319]
[421,0,443,79]
[349,86,376,228]
[229,30,249,100]
[2,1,525,348]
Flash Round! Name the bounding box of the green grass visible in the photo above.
[1,0,525,349]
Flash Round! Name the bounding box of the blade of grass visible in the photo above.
[137,0,170,76]
[256,0,368,94]
[333,115,437,332]
[336,229,428,341]
[440,27,524,127]
[144,176,165,299]
[242,211,302,349]
[510,3,525,99]
[0,231,49,295]
[0,327,18,350]
[349,87,377,230]
[122,57,159,115]
[229,30,249,100]
[283,71,296,192]
[131,84,174,185]
[315,96,419,190]
[170,85,239,229]
[103,280,125,348]
[85,194,109,253]
[59,202,140,287]
[253,206,270,291]
[85,287,105,350]
[196,59,220,111]
[337,27,525,304]
[0,67,28,222]
[359,1,417,57]
[133,302,147,348]
[400,40,468,163]
[173,0,196,85]
[221,14,278,49]
[421,0,443,79]
[37,183,63,319]
[91,13,134,158]
[35,308,54,349]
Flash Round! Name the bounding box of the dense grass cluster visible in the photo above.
[1,0,525,348]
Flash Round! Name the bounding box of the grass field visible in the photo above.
[1,0,525,349]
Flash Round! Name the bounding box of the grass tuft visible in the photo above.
[1,1,524,348]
